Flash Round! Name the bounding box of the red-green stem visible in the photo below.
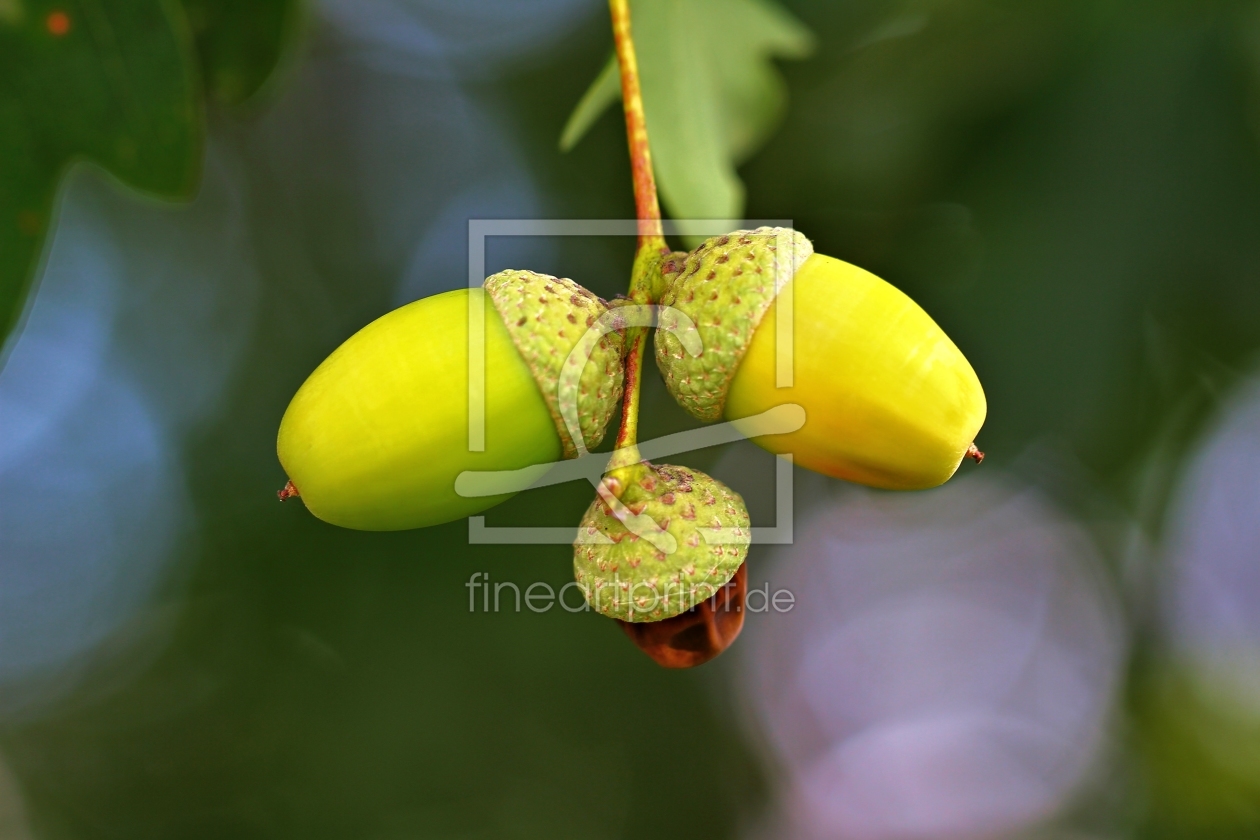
[607,0,668,482]
[612,331,645,448]
[610,0,666,256]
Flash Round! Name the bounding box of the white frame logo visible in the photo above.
[460,219,802,546]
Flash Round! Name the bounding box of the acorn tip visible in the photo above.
[966,443,985,464]
[278,480,300,501]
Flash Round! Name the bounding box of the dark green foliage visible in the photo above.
[0,0,199,345]
[0,0,299,351]
[180,0,301,105]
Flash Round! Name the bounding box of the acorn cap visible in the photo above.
[655,227,813,422]
[573,464,750,622]
[485,270,625,459]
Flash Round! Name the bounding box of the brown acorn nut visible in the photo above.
[617,562,748,668]
[655,228,988,490]
[573,464,750,623]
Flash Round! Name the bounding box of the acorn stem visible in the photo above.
[610,328,646,463]
[606,0,669,495]
[609,0,666,255]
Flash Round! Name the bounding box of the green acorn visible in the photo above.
[573,463,750,622]
[277,270,624,531]
[655,227,987,490]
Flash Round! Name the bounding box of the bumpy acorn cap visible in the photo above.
[655,227,813,422]
[573,464,750,622]
[485,270,625,459]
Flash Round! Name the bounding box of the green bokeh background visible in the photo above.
[4,1,1260,838]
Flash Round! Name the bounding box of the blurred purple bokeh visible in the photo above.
[1164,375,1260,676]
[740,473,1123,840]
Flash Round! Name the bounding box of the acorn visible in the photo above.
[617,562,748,669]
[573,463,750,623]
[277,270,624,531]
[655,228,987,490]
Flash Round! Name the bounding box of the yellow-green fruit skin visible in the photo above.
[725,253,987,490]
[277,288,561,531]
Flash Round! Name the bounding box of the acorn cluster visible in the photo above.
[276,227,987,665]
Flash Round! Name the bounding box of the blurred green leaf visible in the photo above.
[180,0,302,105]
[0,0,202,348]
[562,0,813,242]
[559,51,618,153]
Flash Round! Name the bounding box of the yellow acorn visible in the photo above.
[277,270,624,530]
[655,228,986,490]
